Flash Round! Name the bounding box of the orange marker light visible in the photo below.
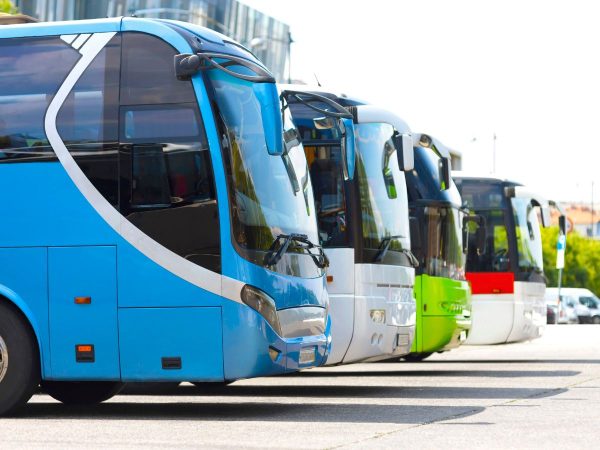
[74,296,91,304]
[77,345,93,353]
[327,275,334,283]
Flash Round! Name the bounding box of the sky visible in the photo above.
[241,0,600,203]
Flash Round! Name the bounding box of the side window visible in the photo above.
[0,37,79,162]
[466,209,510,272]
[120,33,221,273]
[57,35,121,206]
[305,145,348,247]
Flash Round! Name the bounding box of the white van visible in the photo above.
[546,287,598,324]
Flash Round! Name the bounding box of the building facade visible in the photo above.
[13,0,290,81]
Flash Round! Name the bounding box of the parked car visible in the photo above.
[562,295,591,323]
[544,290,559,324]
[545,288,584,324]
[574,292,600,324]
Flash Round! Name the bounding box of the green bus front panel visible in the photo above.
[412,274,471,354]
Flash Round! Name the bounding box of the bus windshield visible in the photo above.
[511,197,544,273]
[415,205,466,280]
[206,70,321,275]
[355,122,410,264]
[456,179,511,273]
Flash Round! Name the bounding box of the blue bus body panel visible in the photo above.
[117,243,223,308]
[48,246,119,380]
[0,248,49,377]
[119,307,223,381]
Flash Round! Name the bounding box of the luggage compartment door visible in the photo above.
[48,246,119,379]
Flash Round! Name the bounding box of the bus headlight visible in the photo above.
[241,285,282,336]
[370,309,386,324]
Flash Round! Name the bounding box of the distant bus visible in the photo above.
[286,86,417,365]
[0,17,330,415]
[454,174,550,344]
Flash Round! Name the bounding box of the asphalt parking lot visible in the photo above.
[3,325,600,449]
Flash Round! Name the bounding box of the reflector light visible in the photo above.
[74,296,91,304]
[268,347,281,362]
[326,275,334,283]
[299,346,316,365]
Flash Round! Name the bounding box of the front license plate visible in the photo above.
[299,346,316,365]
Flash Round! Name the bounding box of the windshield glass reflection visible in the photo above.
[206,70,320,276]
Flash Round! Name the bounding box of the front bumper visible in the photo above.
[415,314,471,353]
[222,301,330,380]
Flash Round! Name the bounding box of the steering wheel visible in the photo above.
[492,248,508,270]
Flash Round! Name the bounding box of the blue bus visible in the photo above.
[0,17,330,415]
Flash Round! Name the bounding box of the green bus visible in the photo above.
[403,134,482,360]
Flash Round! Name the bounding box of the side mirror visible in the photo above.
[540,205,551,228]
[559,215,567,235]
[392,132,414,171]
[253,83,284,155]
[409,216,421,254]
[340,117,356,180]
[439,157,451,191]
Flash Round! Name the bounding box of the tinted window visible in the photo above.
[0,36,79,162]
[122,106,201,142]
[57,35,121,206]
[456,179,507,210]
[305,145,349,247]
[466,209,511,272]
[120,32,220,273]
[120,32,195,106]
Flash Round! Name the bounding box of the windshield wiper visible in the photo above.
[373,235,419,267]
[264,233,329,269]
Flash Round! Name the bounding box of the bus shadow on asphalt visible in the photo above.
[119,384,568,400]
[289,369,581,378]
[418,359,600,365]
[19,401,486,424]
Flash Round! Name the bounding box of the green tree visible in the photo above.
[542,226,600,296]
[0,0,17,14]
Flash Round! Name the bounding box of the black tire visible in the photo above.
[0,301,41,416]
[593,316,600,325]
[41,381,123,405]
[402,352,433,362]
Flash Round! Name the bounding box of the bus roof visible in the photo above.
[452,171,523,186]
[0,16,264,69]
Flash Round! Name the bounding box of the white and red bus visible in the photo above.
[453,174,551,344]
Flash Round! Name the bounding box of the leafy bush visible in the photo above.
[542,226,600,296]
[0,0,17,14]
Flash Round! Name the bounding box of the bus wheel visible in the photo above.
[0,302,41,416]
[41,381,123,405]
[402,352,433,362]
